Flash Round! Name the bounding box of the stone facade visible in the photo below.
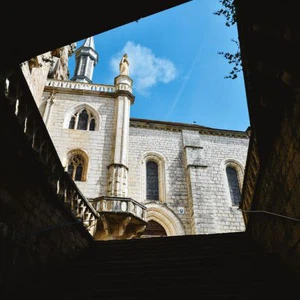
[21,43,250,239]
[40,80,249,238]
[43,88,115,199]
[128,122,248,235]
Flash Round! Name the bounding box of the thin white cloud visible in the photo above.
[110,41,177,95]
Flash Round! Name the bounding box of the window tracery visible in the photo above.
[68,108,96,131]
[67,151,88,181]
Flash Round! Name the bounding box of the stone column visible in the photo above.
[43,92,55,126]
[107,74,134,197]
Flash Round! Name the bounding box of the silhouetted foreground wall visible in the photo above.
[0,70,94,288]
[236,0,300,268]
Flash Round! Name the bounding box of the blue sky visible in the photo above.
[68,0,250,132]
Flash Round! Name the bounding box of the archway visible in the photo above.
[143,203,185,237]
[142,220,167,238]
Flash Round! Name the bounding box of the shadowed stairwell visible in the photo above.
[7,232,299,300]
[1,1,300,299]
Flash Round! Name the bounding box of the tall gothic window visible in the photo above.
[226,166,241,206]
[146,161,159,200]
[68,108,96,131]
[67,153,86,181]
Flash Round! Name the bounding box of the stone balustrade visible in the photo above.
[91,196,147,240]
[92,196,147,222]
[5,73,99,234]
[57,172,99,235]
[46,79,115,93]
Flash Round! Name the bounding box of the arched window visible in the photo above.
[68,108,96,131]
[226,166,241,206]
[67,150,88,182]
[64,103,100,131]
[146,161,159,200]
[142,152,166,203]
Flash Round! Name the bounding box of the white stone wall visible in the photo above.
[128,126,191,233]
[187,133,249,234]
[42,85,249,236]
[43,90,115,199]
[128,125,249,235]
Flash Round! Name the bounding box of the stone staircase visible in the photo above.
[6,232,299,299]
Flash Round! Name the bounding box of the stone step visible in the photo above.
[7,232,298,300]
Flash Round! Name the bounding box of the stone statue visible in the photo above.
[119,53,129,76]
[49,43,76,80]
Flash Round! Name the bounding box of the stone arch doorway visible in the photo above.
[142,220,167,238]
[142,203,185,238]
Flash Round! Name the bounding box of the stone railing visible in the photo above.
[4,71,99,234]
[91,196,147,240]
[46,79,115,93]
[92,196,147,222]
[57,172,99,235]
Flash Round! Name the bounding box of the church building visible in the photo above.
[22,36,249,240]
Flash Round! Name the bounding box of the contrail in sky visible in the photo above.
[165,37,207,120]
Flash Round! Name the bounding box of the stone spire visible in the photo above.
[71,36,98,83]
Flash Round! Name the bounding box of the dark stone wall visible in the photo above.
[235,0,300,271]
[243,91,300,269]
[0,74,93,288]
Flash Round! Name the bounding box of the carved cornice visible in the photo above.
[130,118,249,138]
[44,79,116,97]
[107,163,129,171]
[44,79,135,103]
[114,89,135,104]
